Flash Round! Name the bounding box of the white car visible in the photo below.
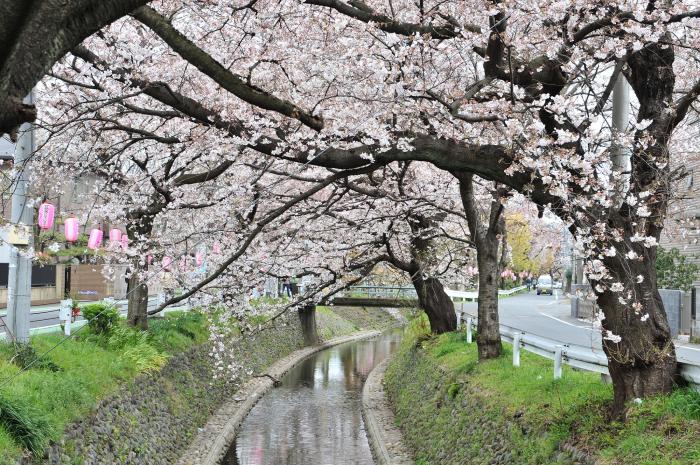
[536,275,553,295]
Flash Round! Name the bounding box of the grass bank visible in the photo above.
[316,305,406,340]
[0,305,402,463]
[0,309,208,464]
[385,315,700,465]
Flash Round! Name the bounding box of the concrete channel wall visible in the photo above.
[177,330,381,465]
[43,315,308,465]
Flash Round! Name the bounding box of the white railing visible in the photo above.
[459,315,700,388]
[343,285,528,302]
[344,286,418,299]
[446,285,527,301]
[498,285,528,296]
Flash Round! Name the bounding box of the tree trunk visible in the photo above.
[411,275,456,334]
[127,268,149,330]
[455,172,504,359]
[476,237,502,359]
[594,251,677,417]
[125,213,155,330]
[298,304,319,345]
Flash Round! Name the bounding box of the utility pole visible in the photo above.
[6,91,34,343]
[612,74,631,196]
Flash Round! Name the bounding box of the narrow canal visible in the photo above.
[222,329,403,465]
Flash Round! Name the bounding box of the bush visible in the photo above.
[0,395,51,456]
[82,303,120,335]
[147,311,209,353]
[120,342,167,373]
[667,388,700,420]
[9,343,60,372]
[656,246,700,291]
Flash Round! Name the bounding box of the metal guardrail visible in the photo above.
[0,297,188,338]
[499,285,528,296]
[459,314,700,388]
[346,285,529,301]
[343,286,417,299]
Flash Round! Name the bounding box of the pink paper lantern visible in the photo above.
[147,254,153,265]
[120,235,129,250]
[195,252,203,266]
[37,202,55,230]
[162,256,172,271]
[64,217,79,242]
[87,228,103,250]
[109,228,122,243]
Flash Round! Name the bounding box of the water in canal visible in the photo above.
[223,329,403,465]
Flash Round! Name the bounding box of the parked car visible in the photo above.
[536,275,553,295]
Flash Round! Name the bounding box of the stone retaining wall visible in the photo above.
[43,316,306,465]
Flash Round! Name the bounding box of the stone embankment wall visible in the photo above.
[43,317,306,465]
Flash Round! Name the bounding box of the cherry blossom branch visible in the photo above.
[147,164,382,314]
[304,0,479,38]
[132,6,324,131]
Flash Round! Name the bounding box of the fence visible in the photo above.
[571,285,693,337]
[345,285,528,302]
[459,315,700,389]
[0,296,188,339]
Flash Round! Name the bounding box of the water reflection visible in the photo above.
[225,329,403,465]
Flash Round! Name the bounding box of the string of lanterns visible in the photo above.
[39,201,126,250]
[37,201,221,267]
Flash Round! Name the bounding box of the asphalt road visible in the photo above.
[0,298,187,336]
[457,291,700,365]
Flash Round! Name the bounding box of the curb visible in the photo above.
[361,357,414,465]
[177,330,382,465]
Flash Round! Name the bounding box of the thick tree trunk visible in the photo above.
[0,0,152,135]
[594,251,677,416]
[126,270,149,330]
[476,238,502,359]
[298,304,319,345]
[455,172,504,359]
[411,275,456,334]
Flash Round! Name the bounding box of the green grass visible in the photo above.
[0,311,209,463]
[385,316,700,465]
[315,306,359,340]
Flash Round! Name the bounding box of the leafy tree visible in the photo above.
[506,213,534,274]
[656,247,699,292]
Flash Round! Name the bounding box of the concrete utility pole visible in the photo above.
[612,74,631,196]
[6,91,35,343]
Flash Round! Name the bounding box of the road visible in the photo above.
[457,291,700,365]
[0,297,187,336]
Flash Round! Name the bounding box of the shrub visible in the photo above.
[0,395,51,456]
[147,311,209,352]
[106,325,146,350]
[667,388,700,420]
[656,246,700,291]
[9,343,60,372]
[120,342,167,373]
[82,303,120,335]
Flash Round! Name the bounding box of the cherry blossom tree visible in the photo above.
[16,0,700,414]
[455,173,509,358]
